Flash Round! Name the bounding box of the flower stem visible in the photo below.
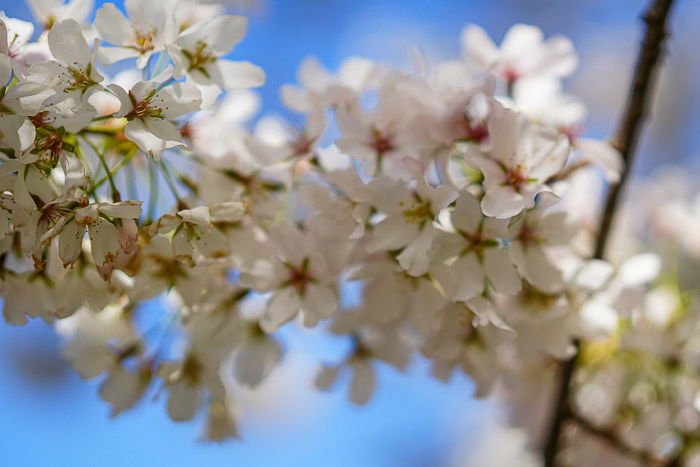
[80,135,121,202]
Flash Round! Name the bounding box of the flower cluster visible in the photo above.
[0,0,697,463]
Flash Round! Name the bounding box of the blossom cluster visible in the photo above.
[0,0,697,463]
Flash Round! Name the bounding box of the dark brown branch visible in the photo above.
[594,0,676,260]
[542,0,676,465]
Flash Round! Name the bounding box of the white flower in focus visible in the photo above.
[466,103,569,218]
[434,192,520,301]
[508,194,573,293]
[146,201,245,265]
[94,0,177,68]
[510,76,623,183]
[24,19,103,107]
[54,200,142,278]
[108,72,202,160]
[168,14,264,108]
[366,167,457,277]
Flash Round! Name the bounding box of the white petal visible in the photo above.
[483,248,521,295]
[451,192,483,233]
[451,254,486,302]
[461,24,499,71]
[576,138,623,183]
[349,359,375,406]
[124,119,167,160]
[88,218,120,272]
[99,200,143,219]
[397,225,435,277]
[302,283,337,327]
[58,219,84,267]
[234,337,282,387]
[94,4,132,46]
[48,19,90,66]
[261,288,301,333]
[210,60,265,91]
[167,381,200,422]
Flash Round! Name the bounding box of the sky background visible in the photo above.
[0,0,699,466]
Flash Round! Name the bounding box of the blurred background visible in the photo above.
[0,0,699,465]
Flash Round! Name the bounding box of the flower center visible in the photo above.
[184,41,216,75]
[133,29,155,54]
[126,91,164,120]
[501,165,534,193]
[371,128,394,155]
[283,258,315,295]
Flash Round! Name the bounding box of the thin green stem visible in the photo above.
[89,149,137,195]
[80,135,120,202]
[158,159,183,205]
[147,160,158,223]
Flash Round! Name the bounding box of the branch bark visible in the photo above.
[542,0,676,465]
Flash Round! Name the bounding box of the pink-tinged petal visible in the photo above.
[483,248,521,295]
[209,60,265,91]
[451,254,486,302]
[261,288,301,333]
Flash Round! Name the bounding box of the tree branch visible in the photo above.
[542,1,677,465]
